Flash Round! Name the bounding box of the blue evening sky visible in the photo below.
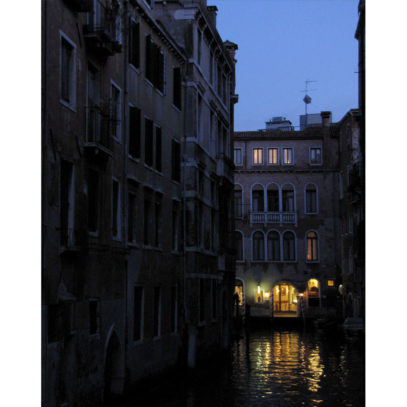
[215,0,359,131]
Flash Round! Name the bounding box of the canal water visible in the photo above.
[118,325,364,407]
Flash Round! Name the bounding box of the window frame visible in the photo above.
[309,146,323,166]
[111,178,121,241]
[267,147,279,165]
[305,230,319,263]
[110,80,122,142]
[252,230,265,262]
[267,230,281,262]
[282,230,297,262]
[304,183,319,214]
[234,148,242,166]
[59,30,77,111]
[234,230,244,262]
[252,147,264,165]
[129,18,140,70]
[282,147,294,165]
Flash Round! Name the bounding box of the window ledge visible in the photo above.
[129,64,141,75]
[128,155,141,163]
[172,104,182,113]
[59,99,76,113]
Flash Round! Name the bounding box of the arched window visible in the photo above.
[252,231,265,261]
[234,186,243,218]
[283,231,296,261]
[282,184,295,212]
[252,185,264,212]
[267,231,280,261]
[305,184,318,214]
[267,184,279,212]
[306,231,318,261]
[234,231,243,261]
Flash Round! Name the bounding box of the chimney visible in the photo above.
[321,111,332,127]
[207,6,218,27]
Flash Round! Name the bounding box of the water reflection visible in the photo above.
[119,326,364,407]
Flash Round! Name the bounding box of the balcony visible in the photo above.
[84,104,112,162]
[63,0,92,12]
[83,5,122,59]
[250,211,297,226]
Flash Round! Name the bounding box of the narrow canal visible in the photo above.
[118,325,365,407]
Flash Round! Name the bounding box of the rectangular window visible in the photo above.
[155,127,162,172]
[199,279,205,322]
[133,287,143,341]
[170,286,177,333]
[253,148,263,165]
[89,299,99,335]
[112,180,120,239]
[282,190,294,212]
[197,29,202,65]
[128,192,136,243]
[234,148,242,166]
[144,118,154,166]
[234,189,243,218]
[129,20,140,68]
[87,169,99,233]
[110,84,121,140]
[154,194,162,247]
[283,148,293,164]
[153,287,161,337]
[268,148,279,164]
[129,106,141,158]
[60,160,75,246]
[144,196,150,245]
[212,280,217,320]
[60,34,76,107]
[145,35,165,92]
[267,189,279,212]
[171,140,181,182]
[173,67,182,110]
[172,201,179,251]
[310,147,322,165]
[252,190,264,212]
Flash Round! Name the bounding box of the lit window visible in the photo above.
[268,148,278,164]
[253,148,263,165]
[328,280,334,287]
[234,148,242,166]
[306,231,318,261]
[283,148,293,164]
[308,279,319,296]
[234,284,244,306]
[310,148,322,165]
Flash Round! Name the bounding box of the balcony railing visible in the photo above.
[83,3,122,58]
[250,211,297,226]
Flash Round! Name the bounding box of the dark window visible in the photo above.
[306,185,317,213]
[144,197,150,245]
[89,300,99,335]
[146,35,165,92]
[171,140,181,182]
[267,188,279,212]
[267,231,280,261]
[283,232,296,261]
[235,231,243,261]
[61,37,73,103]
[307,231,318,261]
[212,280,217,320]
[234,188,243,218]
[133,287,143,341]
[252,189,264,212]
[199,279,205,322]
[173,67,182,109]
[112,180,119,238]
[170,286,177,333]
[172,201,179,251]
[47,304,61,343]
[234,148,242,166]
[155,127,162,172]
[87,169,99,233]
[128,193,136,243]
[217,65,222,95]
[144,118,154,166]
[253,232,265,261]
[197,30,202,64]
[282,188,294,212]
[154,194,162,247]
[129,106,141,158]
[153,287,161,337]
[110,85,121,140]
[310,148,322,165]
[129,21,140,68]
[60,160,74,245]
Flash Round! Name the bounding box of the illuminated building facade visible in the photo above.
[233,112,343,320]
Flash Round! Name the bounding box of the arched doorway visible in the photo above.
[104,330,123,402]
[273,283,298,316]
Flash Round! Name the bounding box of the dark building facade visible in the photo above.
[42,1,237,406]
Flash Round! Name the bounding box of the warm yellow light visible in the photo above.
[264,291,270,299]
[257,285,261,294]
[299,293,303,297]
[328,280,334,287]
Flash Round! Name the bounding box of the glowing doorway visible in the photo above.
[273,284,298,315]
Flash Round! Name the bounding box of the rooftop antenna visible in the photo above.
[301,80,317,128]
